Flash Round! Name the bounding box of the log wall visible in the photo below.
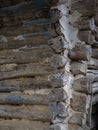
[0,0,98,130]
[0,0,52,129]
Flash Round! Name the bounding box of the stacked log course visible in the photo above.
[70,0,98,130]
[0,0,53,129]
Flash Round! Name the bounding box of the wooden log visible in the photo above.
[0,22,50,36]
[0,35,49,50]
[0,76,51,92]
[49,123,68,130]
[50,9,61,23]
[72,77,92,94]
[0,105,51,121]
[91,40,98,48]
[71,92,91,112]
[77,18,93,31]
[92,48,98,59]
[87,69,98,75]
[48,24,58,37]
[0,76,51,91]
[92,94,98,105]
[49,55,67,69]
[69,44,91,61]
[48,72,71,88]
[68,112,86,126]
[0,92,49,105]
[0,120,50,130]
[48,36,68,53]
[49,88,67,102]
[88,58,98,69]
[92,82,98,94]
[0,2,50,27]
[0,63,59,80]
[71,0,96,16]
[78,30,95,45]
[71,62,87,75]
[46,0,67,6]
[0,48,53,64]
[49,102,68,118]
[0,0,32,8]
[94,14,98,26]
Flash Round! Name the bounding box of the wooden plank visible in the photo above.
[0,92,50,105]
[0,63,59,80]
[0,76,51,92]
[0,48,53,64]
[0,105,51,121]
[0,120,50,130]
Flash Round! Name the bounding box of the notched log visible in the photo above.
[49,123,68,130]
[68,112,86,126]
[48,36,68,53]
[49,102,69,118]
[92,48,98,59]
[49,55,67,68]
[71,62,87,75]
[69,44,92,61]
[78,30,95,45]
[71,92,91,112]
[48,72,70,87]
[49,88,67,102]
[72,77,92,94]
